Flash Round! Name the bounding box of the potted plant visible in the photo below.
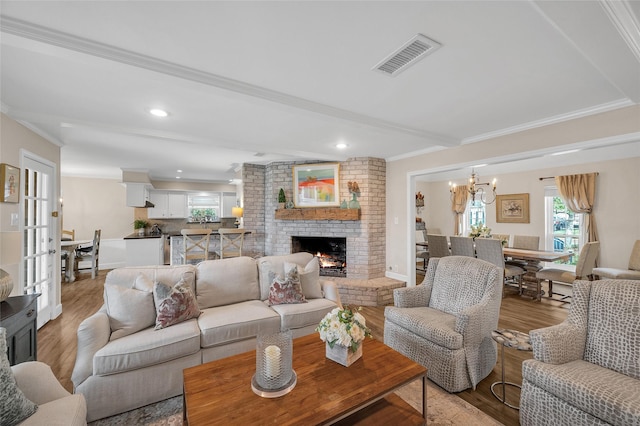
[278,188,286,210]
[133,219,149,236]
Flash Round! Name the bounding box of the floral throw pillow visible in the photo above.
[0,328,38,425]
[268,266,307,306]
[153,279,201,330]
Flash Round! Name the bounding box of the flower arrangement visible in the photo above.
[469,223,491,239]
[316,306,372,353]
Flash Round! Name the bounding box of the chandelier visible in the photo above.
[450,169,497,204]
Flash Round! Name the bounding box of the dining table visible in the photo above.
[61,239,90,282]
[503,247,573,301]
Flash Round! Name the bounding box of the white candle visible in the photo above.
[264,345,281,379]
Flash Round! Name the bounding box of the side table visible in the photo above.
[0,294,40,365]
[491,328,532,410]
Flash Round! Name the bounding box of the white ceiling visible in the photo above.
[1,1,639,183]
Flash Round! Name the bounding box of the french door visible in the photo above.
[22,154,57,329]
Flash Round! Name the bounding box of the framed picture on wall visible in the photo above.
[496,193,530,223]
[292,163,340,207]
[0,163,20,203]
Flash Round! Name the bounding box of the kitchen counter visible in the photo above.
[124,233,164,240]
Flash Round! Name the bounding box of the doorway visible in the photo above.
[21,153,57,329]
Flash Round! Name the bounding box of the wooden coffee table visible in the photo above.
[183,334,427,425]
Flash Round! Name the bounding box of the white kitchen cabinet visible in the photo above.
[147,192,188,218]
[126,183,152,207]
[125,237,163,266]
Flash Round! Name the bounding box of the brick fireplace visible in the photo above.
[241,157,386,280]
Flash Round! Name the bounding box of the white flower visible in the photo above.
[316,305,372,352]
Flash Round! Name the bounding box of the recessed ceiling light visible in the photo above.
[336,143,348,149]
[149,108,168,117]
[175,176,181,179]
[177,169,182,173]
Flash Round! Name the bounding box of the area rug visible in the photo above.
[89,379,502,425]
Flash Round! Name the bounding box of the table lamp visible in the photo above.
[231,206,244,227]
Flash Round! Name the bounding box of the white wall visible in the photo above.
[387,106,640,282]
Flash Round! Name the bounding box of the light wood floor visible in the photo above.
[38,270,570,426]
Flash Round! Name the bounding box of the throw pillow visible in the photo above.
[153,279,201,330]
[0,328,38,426]
[268,266,307,306]
[284,258,323,299]
[104,282,156,340]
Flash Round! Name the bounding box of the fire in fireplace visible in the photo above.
[291,236,347,277]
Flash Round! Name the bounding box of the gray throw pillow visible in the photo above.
[0,327,38,426]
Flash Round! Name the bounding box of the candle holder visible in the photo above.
[251,330,296,398]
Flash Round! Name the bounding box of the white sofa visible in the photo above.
[71,252,341,421]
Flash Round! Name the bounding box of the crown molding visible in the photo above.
[0,15,457,148]
[461,99,634,145]
[600,0,640,63]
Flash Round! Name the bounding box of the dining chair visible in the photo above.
[475,237,525,296]
[61,229,75,241]
[215,228,247,259]
[536,241,600,300]
[449,236,475,257]
[181,229,212,264]
[61,229,75,277]
[512,235,539,250]
[75,229,101,279]
[416,230,429,270]
[426,234,449,260]
[592,240,640,280]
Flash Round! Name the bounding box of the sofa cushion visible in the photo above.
[258,252,314,300]
[384,306,462,350]
[1,328,38,426]
[268,267,307,306]
[153,280,201,330]
[269,298,337,330]
[196,257,260,309]
[522,359,640,425]
[93,319,201,376]
[284,258,323,299]
[198,301,281,348]
[105,265,197,293]
[104,278,156,340]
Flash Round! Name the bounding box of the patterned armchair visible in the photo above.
[520,279,640,425]
[384,256,503,392]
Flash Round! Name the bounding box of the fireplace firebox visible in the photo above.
[291,236,346,277]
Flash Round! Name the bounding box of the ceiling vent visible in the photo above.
[372,34,441,77]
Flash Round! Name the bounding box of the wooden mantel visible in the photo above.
[274,208,360,221]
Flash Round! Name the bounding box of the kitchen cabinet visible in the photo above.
[148,192,188,218]
[0,294,39,365]
[125,236,164,266]
[126,183,152,207]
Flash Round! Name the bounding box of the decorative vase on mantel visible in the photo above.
[325,343,362,367]
[348,192,360,209]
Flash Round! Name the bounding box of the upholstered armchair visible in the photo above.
[384,256,503,392]
[520,279,640,425]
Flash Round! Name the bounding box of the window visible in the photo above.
[462,199,486,236]
[188,193,220,220]
[544,187,583,265]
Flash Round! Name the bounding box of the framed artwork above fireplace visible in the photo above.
[292,163,340,207]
